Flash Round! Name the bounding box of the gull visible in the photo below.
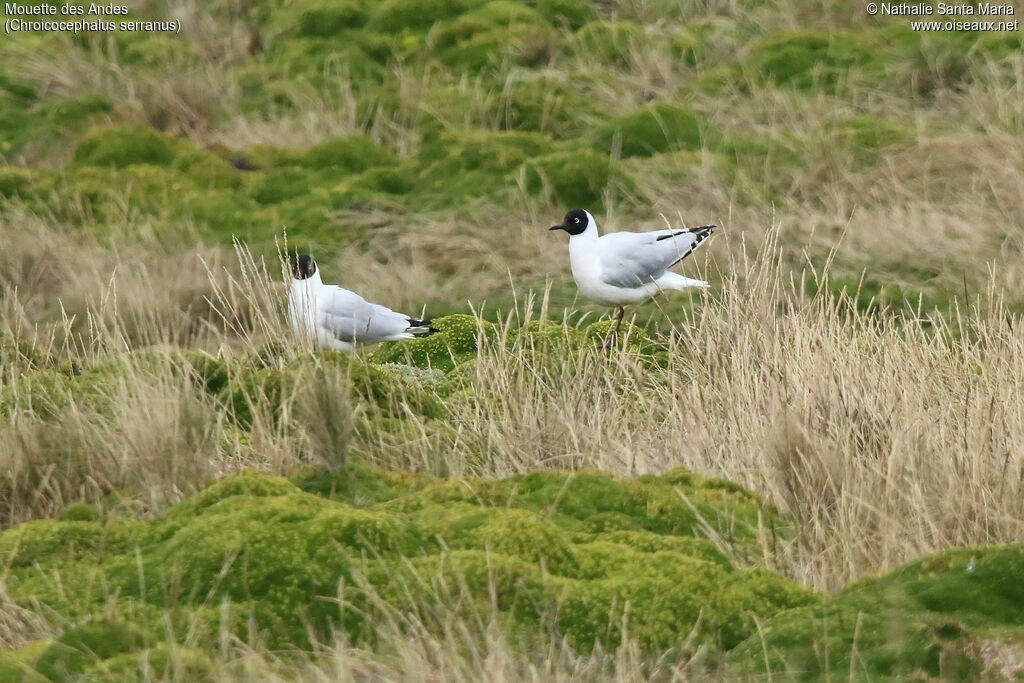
[288,254,433,351]
[549,209,714,342]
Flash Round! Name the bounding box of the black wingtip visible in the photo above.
[408,318,439,336]
[656,225,717,242]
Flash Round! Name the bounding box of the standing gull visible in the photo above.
[549,209,715,342]
[288,254,433,351]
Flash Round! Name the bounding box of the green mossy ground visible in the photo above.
[4,461,1024,678]
[0,464,812,670]
[727,546,1024,679]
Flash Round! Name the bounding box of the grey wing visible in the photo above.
[317,287,413,343]
[598,226,713,288]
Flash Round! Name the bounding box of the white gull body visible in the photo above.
[288,255,429,351]
[552,209,714,308]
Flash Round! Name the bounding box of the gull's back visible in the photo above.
[598,226,713,288]
[316,285,417,345]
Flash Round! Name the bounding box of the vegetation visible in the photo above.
[1,0,1022,678]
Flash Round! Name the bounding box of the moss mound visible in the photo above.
[0,465,813,665]
[570,20,645,65]
[0,166,39,198]
[370,314,496,373]
[291,1,367,37]
[727,545,1024,679]
[73,126,183,168]
[530,0,593,28]
[290,134,396,171]
[524,149,621,207]
[499,76,602,134]
[34,621,148,681]
[216,348,445,429]
[743,31,890,92]
[429,2,555,70]
[368,0,474,32]
[826,115,916,164]
[593,102,715,158]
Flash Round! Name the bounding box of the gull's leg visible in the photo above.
[603,307,625,348]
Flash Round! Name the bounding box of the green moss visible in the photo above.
[583,319,654,351]
[593,102,714,158]
[353,363,448,419]
[498,76,602,135]
[728,546,1024,679]
[826,115,916,164]
[288,134,396,172]
[529,0,594,28]
[0,518,145,567]
[34,621,147,681]
[56,503,101,523]
[509,320,584,349]
[743,31,885,92]
[73,126,182,168]
[0,650,45,682]
[296,462,437,504]
[0,166,41,198]
[373,363,447,387]
[598,531,730,567]
[877,546,1024,627]
[370,314,496,373]
[49,92,114,126]
[812,274,952,318]
[555,555,724,649]
[429,3,555,70]
[381,468,767,540]
[471,508,577,569]
[369,0,474,32]
[386,548,547,622]
[420,129,555,174]
[0,465,812,655]
[524,149,619,207]
[0,88,113,157]
[0,369,73,419]
[346,165,417,195]
[251,167,313,204]
[173,151,244,191]
[570,20,645,66]
[167,471,299,517]
[216,349,445,432]
[182,351,230,395]
[667,28,707,67]
[293,1,367,37]
[84,644,214,680]
[124,480,424,647]
[0,329,42,370]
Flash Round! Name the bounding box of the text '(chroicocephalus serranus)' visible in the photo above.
[288,254,433,351]
[549,209,715,343]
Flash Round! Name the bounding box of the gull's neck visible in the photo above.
[567,213,601,286]
[292,270,324,291]
[289,270,323,344]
